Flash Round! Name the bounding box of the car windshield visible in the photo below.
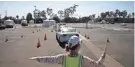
[62,28,76,32]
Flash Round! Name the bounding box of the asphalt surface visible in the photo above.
[0,25,100,67]
[67,23,134,67]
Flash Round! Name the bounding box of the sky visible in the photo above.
[0,1,134,18]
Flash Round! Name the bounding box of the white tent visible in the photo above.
[42,20,56,27]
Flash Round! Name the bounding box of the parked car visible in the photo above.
[4,19,14,28]
[56,27,81,49]
[21,20,28,26]
[121,23,127,26]
[0,23,6,30]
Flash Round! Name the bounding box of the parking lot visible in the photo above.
[0,23,133,67]
[0,25,99,67]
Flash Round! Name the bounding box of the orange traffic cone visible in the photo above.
[85,35,86,38]
[87,36,89,39]
[37,38,41,48]
[21,35,23,38]
[5,37,8,42]
[44,33,47,40]
[107,38,110,43]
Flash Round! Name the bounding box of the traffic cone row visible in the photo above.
[36,32,47,48]
[84,34,90,39]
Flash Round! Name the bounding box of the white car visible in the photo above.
[21,20,28,26]
[4,19,14,28]
[121,23,127,26]
[56,27,81,48]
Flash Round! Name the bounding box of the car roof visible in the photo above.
[60,27,76,32]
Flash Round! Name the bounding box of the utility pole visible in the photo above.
[5,10,7,17]
[34,6,36,23]
[0,14,1,19]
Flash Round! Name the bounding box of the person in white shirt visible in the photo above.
[30,35,106,67]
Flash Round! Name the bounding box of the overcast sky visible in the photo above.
[0,1,134,18]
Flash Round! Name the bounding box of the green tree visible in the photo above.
[41,10,47,20]
[58,10,64,19]
[100,12,106,19]
[122,10,127,18]
[16,15,19,19]
[53,15,60,23]
[132,12,134,18]
[63,4,79,18]
[115,9,120,17]
[81,16,90,28]
[26,13,33,23]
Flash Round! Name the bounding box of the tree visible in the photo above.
[132,12,134,18]
[122,10,127,18]
[63,4,79,18]
[21,16,25,20]
[81,16,90,28]
[52,15,60,23]
[69,4,79,17]
[58,10,64,19]
[105,11,109,18]
[26,13,33,23]
[3,16,8,20]
[92,14,95,19]
[16,15,19,19]
[40,10,47,20]
[64,17,71,23]
[46,8,53,17]
[127,13,132,18]
[115,9,120,17]
[100,12,106,19]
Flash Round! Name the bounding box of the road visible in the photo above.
[0,25,99,67]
